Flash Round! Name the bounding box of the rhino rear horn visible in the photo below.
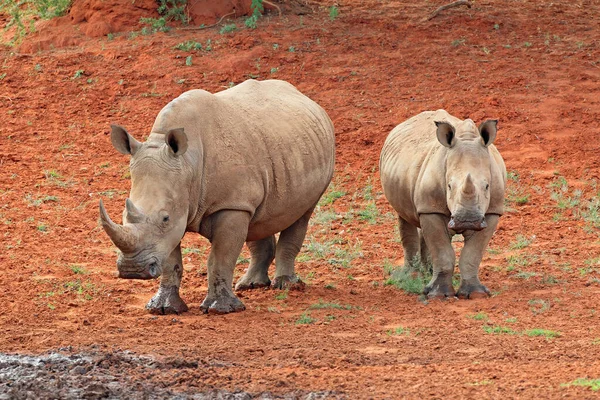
[125,199,145,223]
[99,199,138,252]
[478,120,498,147]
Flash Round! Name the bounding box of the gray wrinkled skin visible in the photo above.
[100,79,335,314]
[380,110,506,299]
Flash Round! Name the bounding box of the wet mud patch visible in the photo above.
[0,350,339,399]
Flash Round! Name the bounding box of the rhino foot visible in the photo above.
[234,276,271,292]
[200,294,246,315]
[456,281,491,299]
[146,286,189,315]
[272,275,306,290]
[423,280,456,299]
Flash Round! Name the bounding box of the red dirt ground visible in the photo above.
[2,0,600,397]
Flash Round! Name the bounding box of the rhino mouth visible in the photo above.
[448,216,487,232]
[118,258,161,280]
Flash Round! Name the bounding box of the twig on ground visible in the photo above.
[425,0,473,21]
[263,0,283,17]
[181,11,236,30]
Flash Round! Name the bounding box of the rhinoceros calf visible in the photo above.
[99,79,335,314]
[380,110,506,299]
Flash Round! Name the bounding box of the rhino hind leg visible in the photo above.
[235,235,276,291]
[146,244,189,315]
[420,214,456,298]
[200,211,250,314]
[398,218,420,270]
[272,209,313,290]
[456,215,499,299]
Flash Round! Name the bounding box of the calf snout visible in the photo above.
[448,215,487,232]
[117,258,161,280]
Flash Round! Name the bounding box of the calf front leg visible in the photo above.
[146,244,188,315]
[456,214,499,299]
[200,210,250,314]
[419,214,456,298]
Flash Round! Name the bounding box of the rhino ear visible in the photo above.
[479,119,498,147]
[111,125,142,156]
[435,121,456,148]
[165,128,188,156]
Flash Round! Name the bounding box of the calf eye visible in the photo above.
[485,184,490,190]
[162,215,170,223]
[448,184,452,190]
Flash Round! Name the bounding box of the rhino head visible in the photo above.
[99,125,191,279]
[435,119,498,232]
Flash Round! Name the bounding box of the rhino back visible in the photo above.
[151,80,335,240]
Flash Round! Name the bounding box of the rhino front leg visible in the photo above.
[200,210,249,314]
[420,214,456,298]
[235,235,275,291]
[146,244,189,315]
[272,209,313,290]
[456,214,499,299]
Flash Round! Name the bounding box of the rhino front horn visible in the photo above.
[99,199,138,252]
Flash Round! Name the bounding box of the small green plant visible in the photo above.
[37,223,48,232]
[483,325,517,335]
[468,312,489,321]
[385,257,431,295]
[529,299,550,315]
[72,70,85,79]
[175,40,202,51]
[357,203,379,224]
[275,290,288,300]
[236,255,250,264]
[319,183,345,206]
[515,271,539,280]
[220,23,237,34]
[245,0,263,29]
[561,378,600,391]
[295,312,316,325]
[329,5,339,21]
[509,234,533,250]
[524,329,560,338]
[69,265,88,275]
[451,38,466,46]
[524,42,532,47]
[386,326,409,336]
[185,55,193,66]
[324,283,336,290]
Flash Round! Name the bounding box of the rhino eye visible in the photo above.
[485,184,490,190]
[162,215,170,223]
[448,184,452,191]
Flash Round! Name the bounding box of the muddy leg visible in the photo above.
[420,214,456,298]
[399,217,420,269]
[456,214,499,299]
[200,211,250,314]
[272,209,313,290]
[235,235,276,291]
[146,244,188,315]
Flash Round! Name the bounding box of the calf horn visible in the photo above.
[99,199,138,252]
[461,173,476,196]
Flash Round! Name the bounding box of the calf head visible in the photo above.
[99,125,191,279]
[435,119,498,232]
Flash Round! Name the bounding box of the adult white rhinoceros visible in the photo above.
[99,79,335,314]
[380,110,506,299]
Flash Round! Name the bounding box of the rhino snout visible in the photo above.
[117,258,162,280]
[448,216,487,232]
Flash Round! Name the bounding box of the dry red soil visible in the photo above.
[2,0,600,398]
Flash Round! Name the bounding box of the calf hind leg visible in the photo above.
[235,235,276,291]
[272,209,313,290]
[146,244,189,315]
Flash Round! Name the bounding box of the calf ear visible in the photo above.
[165,128,188,156]
[435,121,456,148]
[479,120,498,147]
[111,125,141,155]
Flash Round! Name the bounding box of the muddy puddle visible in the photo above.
[0,350,339,399]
